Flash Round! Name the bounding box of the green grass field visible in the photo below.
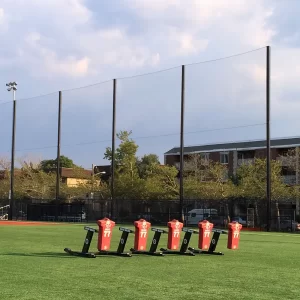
[0,223,299,300]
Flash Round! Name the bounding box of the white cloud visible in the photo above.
[126,0,290,124]
[127,0,275,54]
[0,0,161,80]
[151,53,160,66]
[268,47,300,122]
[21,31,90,77]
[271,48,300,87]
[48,56,90,77]
[237,63,266,85]
[0,0,278,85]
[168,29,209,56]
[236,45,300,127]
[239,8,276,47]
[0,7,9,31]
[128,0,180,14]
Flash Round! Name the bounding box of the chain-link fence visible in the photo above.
[5,197,298,233]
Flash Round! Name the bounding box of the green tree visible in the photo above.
[144,164,179,200]
[0,173,10,201]
[0,156,99,201]
[0,157,10,201]
[183,154,211,199]
[114,173,146,199]
[14,160,56,199]
[237,158,293,227]
[237,158,291,200]
[104,130,139,176]
[60,179,110,201]
[40,155,76,172]
[183,158,236,222]
[183,154,236,200]
[104,131,138,169]
[104,130,144,199]
[278,147,300,217]
[184,153,210,181]
[137,154,160,178]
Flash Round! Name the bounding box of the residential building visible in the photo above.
[164,137,300,185]
[60,168,94,187]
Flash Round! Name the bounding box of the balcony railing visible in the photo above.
[175,160,209,170]
[276,156,295,167]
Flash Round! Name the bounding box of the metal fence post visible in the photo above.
[266,46,271,231]
[179,65,185,223]
[56,91,62,201]
[111,79,117,219]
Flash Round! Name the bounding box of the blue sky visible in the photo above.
[0,0,300,168]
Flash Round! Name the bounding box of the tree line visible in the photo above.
[0,130,298,203]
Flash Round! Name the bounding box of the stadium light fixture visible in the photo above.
[6,81,17,99]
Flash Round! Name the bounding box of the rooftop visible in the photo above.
[60,168,92,179]
[165,136,300,155]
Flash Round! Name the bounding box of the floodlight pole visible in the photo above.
[6,82,17,220]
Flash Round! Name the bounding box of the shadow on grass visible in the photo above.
[241,239,300,245]
[1,252,126,259]
[0,252,85,258]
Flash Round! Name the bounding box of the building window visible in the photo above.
[196,153,209,165]
[238,150,255,160]
[220,152,229,164]
[200,153,210,161]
